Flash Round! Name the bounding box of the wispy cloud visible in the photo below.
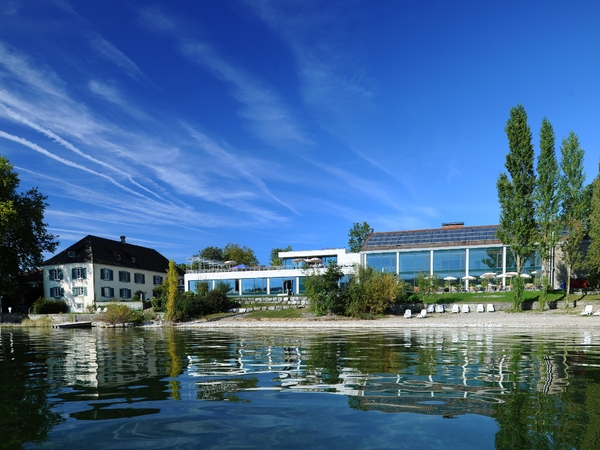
[89,37,146,81]
[138,6,312,150]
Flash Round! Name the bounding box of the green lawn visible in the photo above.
[246,308,304,319]
[416,290,595,304]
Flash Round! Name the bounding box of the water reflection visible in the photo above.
[2,327,600,448]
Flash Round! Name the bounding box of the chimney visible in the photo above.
[120,236,126,244]
[441,222,464,229]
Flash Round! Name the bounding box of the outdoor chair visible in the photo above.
[476,304,485,313]
[594,309,600,316]
[581,305,593,316]
[462,305,470,313]
[416,309,427,319]
[426,304,435,313]
[435,304,445,313]
[404,309,412,319]
[451,304,460,313]
[486,304,495,312]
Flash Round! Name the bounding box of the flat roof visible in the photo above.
[362,225,501,251]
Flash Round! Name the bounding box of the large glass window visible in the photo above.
[433,249,466,276]
[398,251,430,285]
[241,278,267,295]
[366,252,397,273]
[468,247,503,275]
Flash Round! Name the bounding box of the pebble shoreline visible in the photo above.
[172,310,600,330]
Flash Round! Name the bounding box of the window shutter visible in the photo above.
[72,268,76,279]
[59,270,63,280]
[84,287,87,296]
[60,288,64,297]
[109,270,114,281]
[82,268,86,279]
[110,287,114,297]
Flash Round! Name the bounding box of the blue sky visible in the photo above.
[1,0,600,265]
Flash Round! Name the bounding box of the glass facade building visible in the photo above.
[362,224,542,286]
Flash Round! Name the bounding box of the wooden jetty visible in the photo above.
[51,321,93,329]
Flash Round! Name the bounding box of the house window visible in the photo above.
[131,257,136,263]
[68,251,76,258]
[153,275,163,285]
[119,271,131,282]
[120,288,132,299]
[51,287,64,298]
[101,287,114,298]
[49,269,63,281]
[72,268,87,279]
[101,268,113,281]
[73,287,86,296]
[116,254,121,261]
[134,273,145,284]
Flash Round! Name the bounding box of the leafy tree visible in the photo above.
[534,118,560,298]
[346,265,400,318]
[587,164,600,286]
[165,260,180,321]
[0,156,58,302]
[269,245,292,267]
[196,246,224,262]
[348,221,373,253]
[416,272,438,301]
[304,262,346,316]
[496,105,537,309]
[223,243,259,266]
[558,131,589,300]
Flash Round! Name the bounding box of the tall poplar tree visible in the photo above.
[165,260,180,321]
[534,118,560,293]
[587,164,600,285]
[558,131,589,300]
[496,105,537,308]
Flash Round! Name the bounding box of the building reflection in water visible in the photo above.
[39,328,600,420]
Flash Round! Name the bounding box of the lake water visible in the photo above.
[2,326,600,449]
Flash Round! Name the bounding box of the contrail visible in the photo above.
[0,129,162,202]
[0,103,166,201]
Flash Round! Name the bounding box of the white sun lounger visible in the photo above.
[581,305,593,316]
[451,304,460,313]
[416,309,427,319]
[435,305,445,313]
[462,305,470,313]
[404,309,412,319]
[594,309,600,316]
[426,304,435,313]
[486,304,495,312]
[476,304,485,313]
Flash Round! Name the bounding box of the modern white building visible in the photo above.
[42,235,172,312]
[185,248,359,296]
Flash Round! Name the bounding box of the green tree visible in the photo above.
[165,260,180,321]
[346,265,400,318]
[304,262,346,316]
[223,243,259,266]
[496,105,537,309]
[196,246,224,262]
[558,131,589,300]
[416,272,438,302]
[587,164,600,287]
[0,156,58,302]
[535,118,560,302]
[269,245,292,267]
[348,221,373,253]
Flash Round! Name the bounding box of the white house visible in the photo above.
[42,235,173,312]
[185,248,359,296]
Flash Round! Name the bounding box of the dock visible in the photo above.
[51,321,93,329]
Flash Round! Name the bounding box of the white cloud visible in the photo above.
[89,37,146,81]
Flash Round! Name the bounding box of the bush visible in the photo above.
[32,297,69,314]
[102,304,135,325]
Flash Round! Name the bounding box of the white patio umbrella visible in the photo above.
[443,276,457,290]
[223,260,237,266]
[462,275,477,290]
[480,273,496,291]
[520,273,532,279]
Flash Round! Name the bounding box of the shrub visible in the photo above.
[102,304,134,325]
[32,297,69,314]
[305,262,346,316]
